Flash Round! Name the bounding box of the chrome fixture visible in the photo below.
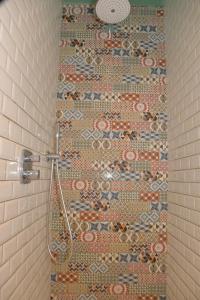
[19,149,40,184]
[46,152,60,161]
[56,122,60,154]
[46,123,73,263]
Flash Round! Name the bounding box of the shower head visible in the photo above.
[56,122,60,139]
[96,0,131,24]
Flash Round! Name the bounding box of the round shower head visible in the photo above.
[96,0,131,24]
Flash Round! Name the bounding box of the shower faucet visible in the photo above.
[19,149,40,184]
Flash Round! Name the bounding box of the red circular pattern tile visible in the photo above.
[133,101,147,112]
[96,30,111,40]
[151,241,166,254]
[80,232,98,243]
[141,57,156,67]
[71,6,84,15]
[109,284,127,295]
[122,150,137,161]
[71,180,89,190]
[94,119,110,131]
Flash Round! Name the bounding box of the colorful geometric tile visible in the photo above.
[52,2,167,300]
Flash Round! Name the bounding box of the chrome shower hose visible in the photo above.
[47,158,73,263]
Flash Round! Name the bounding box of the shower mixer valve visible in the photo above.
[19,149,40,184]
[24,154,40,162]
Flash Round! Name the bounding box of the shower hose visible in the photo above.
[47,157,73,263]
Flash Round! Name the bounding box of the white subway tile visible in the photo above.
[5,0,20,26]
[0,4,10,30]
[0,137,16,161]
[15,48,27,77]
[9,122,22,144]
[20,75,32,98]
[0,45,7,69]
[6,56,21,86]
[0,272,17,300]
[2,236,17,262]
[2,95,18,122]
[17,108,29,129]
[0,181,13,202]
[11,215,23,236]
[0,260,10,287]
[12,83,25,109]
[167,0,200,298]
[0,159,6,180]
[0,203,4,224]
[0,67,12,98]
[4,199,18,221]
[10,20,24,53]
[0,0,61,298]
[0,245,2,265]
[0,220,12,245]
[0,23,16,58]
[0,114,9,138]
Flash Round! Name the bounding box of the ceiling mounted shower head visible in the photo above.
[96,0,131,24]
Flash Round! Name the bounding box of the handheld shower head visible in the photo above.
[56,123,60,155]
[56,123,60,138]
[46,123,61,161]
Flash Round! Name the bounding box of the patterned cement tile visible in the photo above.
[51,2,167,300]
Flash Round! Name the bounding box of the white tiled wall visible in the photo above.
[166,1,200,299]
[0,0,61,299]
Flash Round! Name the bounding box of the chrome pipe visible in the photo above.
[46,122,73,263]
[47,158,73,263]
[47,159,57,262]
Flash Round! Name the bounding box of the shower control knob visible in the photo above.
[24,155,40,162]
[22,170,40,180]
[20,149,41,184]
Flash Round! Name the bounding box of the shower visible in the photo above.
[1,0,199,299]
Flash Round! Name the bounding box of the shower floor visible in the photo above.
[51,3,167,300]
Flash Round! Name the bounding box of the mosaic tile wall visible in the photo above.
[51,3,167,300]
